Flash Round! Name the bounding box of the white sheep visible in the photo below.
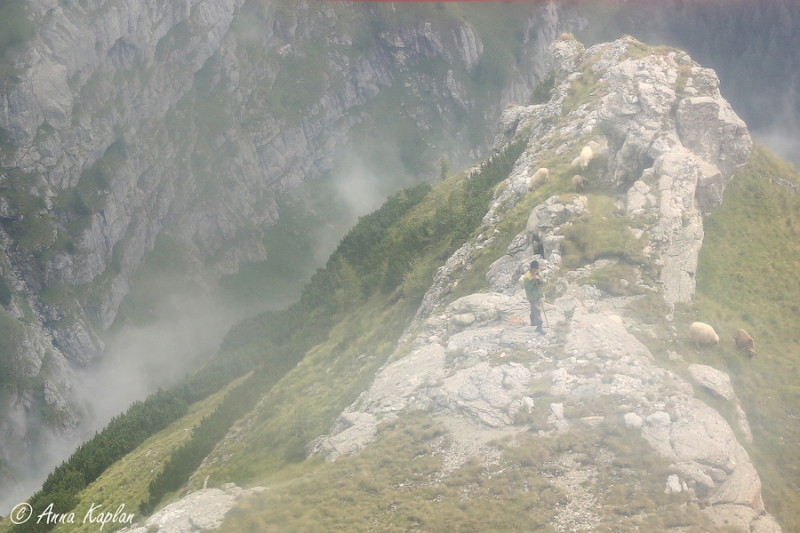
[689,322,719,347]
[572,174,588,192]
[528,167,549,191]
[579,145,593,170]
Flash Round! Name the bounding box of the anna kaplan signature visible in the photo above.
[9,502,135,530]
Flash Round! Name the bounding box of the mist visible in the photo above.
[0,289,241,516]
[0,138,431,517]
[76,293,238,426]
[750,81,800,170]
[574,0,800,173]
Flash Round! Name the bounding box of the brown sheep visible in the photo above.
[733,329,756,358]
[572,174,588,192]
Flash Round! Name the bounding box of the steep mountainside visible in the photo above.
[0,0,581,502]
[10,35,797,533]
[218,35,778,532]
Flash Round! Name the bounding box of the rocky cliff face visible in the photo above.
[0,0,579,505]
[302,37,781,531]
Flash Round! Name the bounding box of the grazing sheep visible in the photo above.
[733,329,756,358]
[579,145,593,169]
[689,322,719,347]
[528,167,549,191]
[572,174,588,192]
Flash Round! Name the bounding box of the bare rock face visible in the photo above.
[1,1,579,496]
[309,36,779,532]
[676,96,751,187]
[546,36,586,84]
[50,319,105,366]
[119,483,265,533]
[688,363,735,401]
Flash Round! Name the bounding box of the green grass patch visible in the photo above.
[0,127,17,163]
[562,49,608,114]
[75,140,126,214]
[38,280,81,322]
[45,375,249,533]
[621,38,651,61]
[215,414,725,533]
[0,172,59,251]
[580,262,641,296]
[217,413,561,533]
[33,122,55,144]
[51,140,127,243]
[264,38,327,124]
[686,144,800,531]
[530,72,556,105]
[0,276,11,306]
[558,194,646,270]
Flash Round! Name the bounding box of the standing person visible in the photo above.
[523,260,545,334]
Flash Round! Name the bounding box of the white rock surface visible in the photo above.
[120,483,264,533]
[689,363,736,401]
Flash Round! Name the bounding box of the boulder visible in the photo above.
[624,412,643,430]
[688,363,735,401]
[119,484,265,533]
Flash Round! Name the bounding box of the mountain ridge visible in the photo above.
[78,35,789,533]
[4,28,800,533]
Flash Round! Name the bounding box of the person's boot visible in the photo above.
[536,326,545,334]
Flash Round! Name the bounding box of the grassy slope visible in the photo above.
[688,144,800,531]
[216,417,728,533]
[43,375,249,533]
[12,142,797,533]
[199,134,742,533]
[622,144,800,531]
[0,375,247,533]
[206,145,800,531]
[189,172,492,489]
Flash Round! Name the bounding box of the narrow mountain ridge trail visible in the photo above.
[117,35,783,533]
[304,35,780,532]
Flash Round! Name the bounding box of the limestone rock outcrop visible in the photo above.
[689,363,735,401]
[309,36,778,532]
[119,483,264,533]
